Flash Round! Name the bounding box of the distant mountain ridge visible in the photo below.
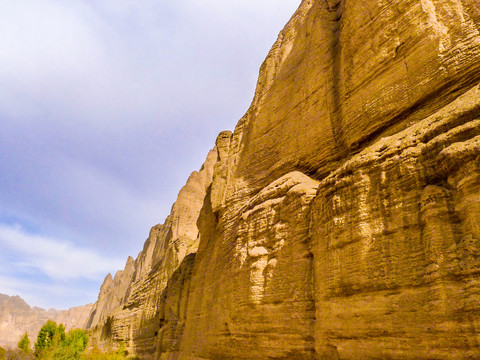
[0,293,92,349]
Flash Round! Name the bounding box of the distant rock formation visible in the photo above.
[87,0,480,359]
[0,294,92,349]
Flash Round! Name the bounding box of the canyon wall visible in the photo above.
[88,0,480,359]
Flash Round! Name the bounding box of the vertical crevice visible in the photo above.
[323,0,347,159]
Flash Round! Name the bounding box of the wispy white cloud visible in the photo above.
[0,223,123,280]
[0,221,127,308]
[0,273,99,309]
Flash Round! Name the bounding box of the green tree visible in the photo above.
[35,320,61,353]
[33,321,91,360]
[18,332,31,354]
[34,320,66,358]
[0,346,5,360]
[60,329,88,359]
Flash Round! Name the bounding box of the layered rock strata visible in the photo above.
[88,0,480,359]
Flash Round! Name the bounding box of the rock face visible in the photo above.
[88,0,480,359]
[87,148,218,356]
[0,294,93,349]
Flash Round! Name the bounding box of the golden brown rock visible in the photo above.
[87,256,135,328]
[87,147,218,356]
[310,86,480,359]
[89,0,480,358]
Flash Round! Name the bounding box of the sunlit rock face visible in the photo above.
[0,294,93,349]
[88,0,480,359]
[86,148,218,357]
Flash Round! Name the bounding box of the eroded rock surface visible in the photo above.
[310,86,480,359]
[88,0,480,358]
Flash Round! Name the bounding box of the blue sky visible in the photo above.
[0,0,301,310]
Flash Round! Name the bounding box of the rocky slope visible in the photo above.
[0,294,93,349]
[87,0,480,359]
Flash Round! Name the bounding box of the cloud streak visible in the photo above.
[0,223,123,280]
[0,272,101,310]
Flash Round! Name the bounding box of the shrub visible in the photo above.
[17,333,31,354]
[4,348,34,360]
[34,320,66,355]
[32,321,136,359]
[61,329,88,359]
[81,344,138,360]
[34,320,89,359]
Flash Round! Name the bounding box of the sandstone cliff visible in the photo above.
[88,0,480,359]
[0,294,93,349]
[87,148,218,355]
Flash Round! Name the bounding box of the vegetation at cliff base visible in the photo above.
[34,320,90,359]
[17,333,31,354]
[1,320,137,360]
[82,344,136,360]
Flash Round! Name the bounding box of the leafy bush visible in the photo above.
[33,320,89,359]
[3,349,34,360]
[81,343,138,360]
[81,347,124,360]
[30,321,136,359]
